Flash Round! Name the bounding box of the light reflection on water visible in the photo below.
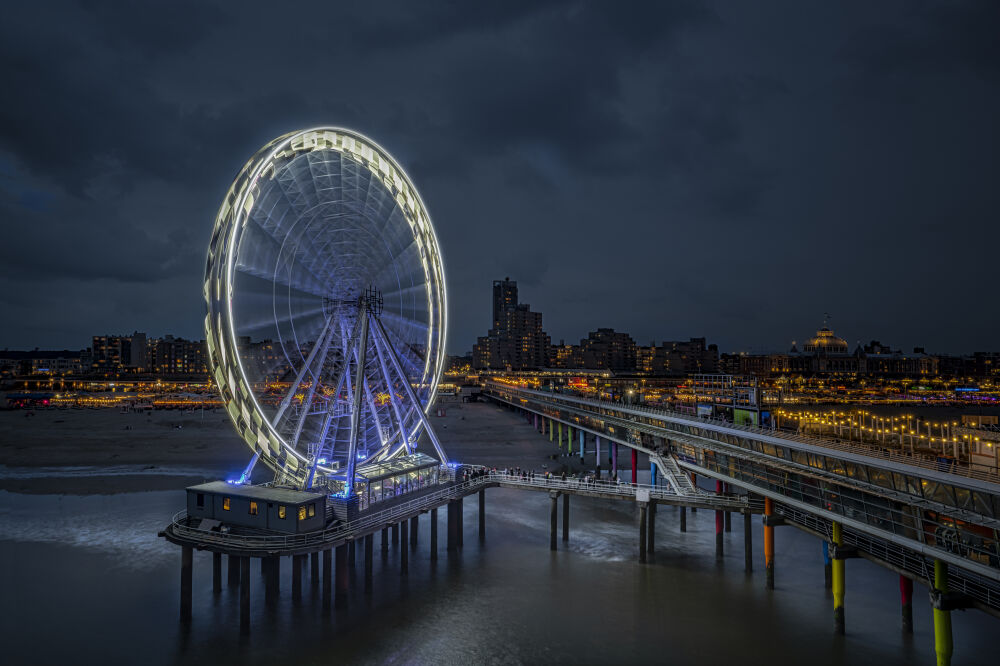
[0,483,997,666]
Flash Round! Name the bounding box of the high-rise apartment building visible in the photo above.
[473,278,551,370]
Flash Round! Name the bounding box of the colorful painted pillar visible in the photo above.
[595,436,601,466]
[690,472,698,512]
[612,443,618,479]
[534,414,539,431]
[832,521,846,634]
[567,426,573,454]
[715,480,724,558]
[558,422,563,448]
[579,430,585,460]
[549,419,553,442]
[631,448,638,484]
[900,575,913,633]
[650,462,658,487]
[764,497,774,590]
[933,560,953,666]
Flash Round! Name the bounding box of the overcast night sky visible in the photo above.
[1,1,998,355]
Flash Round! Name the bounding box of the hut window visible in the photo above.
[279,505,286,519]
[308,503,316,517]
[298,506,307,521]
[223,497,231,511]
[249,501,259,515]
[196,493,204,508]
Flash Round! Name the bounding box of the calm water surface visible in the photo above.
[0,485,996,665]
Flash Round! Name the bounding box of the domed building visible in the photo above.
[801,326,849,355]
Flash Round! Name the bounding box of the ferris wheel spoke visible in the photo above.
[371,316,448,463]
[272,313,336,427]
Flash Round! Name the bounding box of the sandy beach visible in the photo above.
[0,399,596,495]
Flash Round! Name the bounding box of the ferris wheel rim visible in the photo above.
[206,127,448,485]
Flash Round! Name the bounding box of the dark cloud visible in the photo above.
[0,0,997,353]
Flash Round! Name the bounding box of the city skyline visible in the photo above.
[2,3,998,354]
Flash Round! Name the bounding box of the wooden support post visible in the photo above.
[364,534,374,593]
[430,507,438,560]
[311,551,319,588]
[265,556,279,606]
[479,488,486,541]
[410,515,419,548]
[550,492,558,551]
[239,556,250,635]
[562,493,570,542]
[382,527,389,553]
[212,552,222,594]
[322,549,332,611]
[335,544,349,608]
[180,545,193,623]
[638,502,648,563]
[392,522,399,544]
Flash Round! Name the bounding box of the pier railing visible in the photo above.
[167,471,755,553]
[486,383,1000,485]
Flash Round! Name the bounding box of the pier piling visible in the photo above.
[212,552,222,594]
[364,534,374,592]
[832,522,845,634]
[479,489,486,541]
[239,556,250,635]
[638,502,648,563]
[400,523,409,575]
[900,575,913,633]
[322,549,332,611]
[550,492,558,551]
[335,544,349,607]
[764,498,775,590]
[743,509,753,573]
[430,507,438,559]
[180,545,192,623]
[562,493,570,542]
[292,554,303,602]
[933,560,953,666]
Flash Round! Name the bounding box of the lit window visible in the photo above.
[223,497,231,511]
[298,506,307,521]
[249,501,258,515]
[279,505,286,519]
[308,503,316,518]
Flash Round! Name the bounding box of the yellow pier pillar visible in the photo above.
[933,560,953,666]
[549,419,553,442]
[832,522,845,634]
[558,422,563,448]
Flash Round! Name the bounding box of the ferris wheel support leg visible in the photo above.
[239,452,260,485]
[371,316,449,463]
[345,309,370,497]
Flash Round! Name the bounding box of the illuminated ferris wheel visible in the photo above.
[204,128,448,495]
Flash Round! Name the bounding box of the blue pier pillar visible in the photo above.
[596,436,601,464]
[651,462,658,486]
[579,430,585,460]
